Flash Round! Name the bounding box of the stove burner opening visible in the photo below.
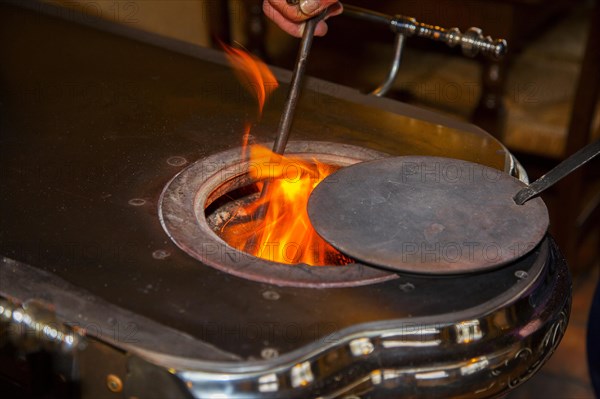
[159,141,398,287]
[204,158,353,267]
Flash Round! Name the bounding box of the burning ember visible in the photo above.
[218,44,351,266]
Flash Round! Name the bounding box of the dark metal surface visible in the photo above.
[0,1,546,360]
[514,138,600,204]
[1,238,573,399]
[309,156,549,274]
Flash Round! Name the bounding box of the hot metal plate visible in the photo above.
[308,156,549,274]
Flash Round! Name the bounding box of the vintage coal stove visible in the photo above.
[0,1,570,398]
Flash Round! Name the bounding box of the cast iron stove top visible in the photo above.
[0,2,571,398]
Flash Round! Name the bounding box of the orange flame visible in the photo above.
[221,43,279,115]
[220,46,349,266]
[221,145,352,266]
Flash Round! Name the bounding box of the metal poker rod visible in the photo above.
[513,138,600,205]
[272,12,326,154]
[247,12,325,250]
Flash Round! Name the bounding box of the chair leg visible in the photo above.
[554,2,600,273]
[472,58,508,139]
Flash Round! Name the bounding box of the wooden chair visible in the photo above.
[344,0,582,137]
[553,1,600,273]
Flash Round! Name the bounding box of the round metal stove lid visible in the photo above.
[308,156,549,275]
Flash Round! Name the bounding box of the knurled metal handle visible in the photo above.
[391,17,507,60]
[343,5,508,61]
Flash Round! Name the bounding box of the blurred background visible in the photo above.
[38,0,600,397]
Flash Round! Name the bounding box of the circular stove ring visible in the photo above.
[158,141,398,288]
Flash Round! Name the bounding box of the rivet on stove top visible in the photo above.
[167,156,188,167]
[515,270,529,279]
[128,198,146,206]
[399,282,415,292]
[261,347,279,359]
[106,374,123,393]
[152,249,171,260]
[262,290,280,301]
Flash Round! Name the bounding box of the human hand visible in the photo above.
[263,0,343,37]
